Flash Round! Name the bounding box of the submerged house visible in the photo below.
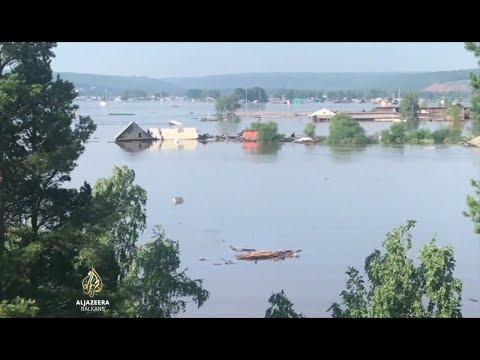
[115,122,152,141]
[148,127,199,140]
[309,108,336,122]
[242,130,258,142]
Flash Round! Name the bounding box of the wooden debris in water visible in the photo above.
[235,249,299,261]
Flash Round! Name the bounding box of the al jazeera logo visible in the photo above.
[76,267,110,312]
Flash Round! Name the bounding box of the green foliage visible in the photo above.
[122,89,147,99]
[405,129,433,144]
[381,122,462,145]
[463,179,480,234]
[0,297,39,318]
[232,88,246,101]
[92,166,147,280]
[265,290,303,318]
[250,121,283,143]
[215,95,241,118]
[119,225,209,318]
[326,114,367,145]
[399,92,420,129]
[430,128,450,144]
[465,43,480,135]
[380,122,407,144]
[186,88,203,99]
[232,87,268,102]
[0,44,209,317]
[304,123,316,138]
[329,221,462,318]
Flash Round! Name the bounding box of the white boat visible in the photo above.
[169,120,183,127]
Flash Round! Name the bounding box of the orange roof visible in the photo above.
[243,130,258,141]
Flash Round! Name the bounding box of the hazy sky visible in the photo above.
[51,42,478,78]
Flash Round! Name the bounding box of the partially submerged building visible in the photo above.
[242,130,258,142]
[309,108,337,122]
[148,127,199,140]
[115,122,152,141]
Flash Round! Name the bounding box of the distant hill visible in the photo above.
[56,72,179,97]
[57,70,480,95]
[423,80,471,93]
[163,70,480,91]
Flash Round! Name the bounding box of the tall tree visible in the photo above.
[91,166,147,281]
[232,88,246,101]
[329,221,462,318]
[265,290,303,318]
[399,92,420,129]
[215,95,240,118]
[118,225,209,318]
[463,179,480,234]
[186,89,202,99]
[0,42,95,252]
[465,43,480,134]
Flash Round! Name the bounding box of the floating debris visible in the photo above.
[468,298,479,303]
[235,250,299,261]
[199,258,207,262]
[172,197,184,205]
[229,245,256,252]
[213,263,222,266]
[229,245,301,262]
[224,260,236,265]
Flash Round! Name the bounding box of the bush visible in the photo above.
[304,122,316,138]
[406,129,433,144]
[431,128,451,144]
[380,122,407,144]
[250,121,283,143]
[326,114,367,145]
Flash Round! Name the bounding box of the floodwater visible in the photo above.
[71,100,480,317]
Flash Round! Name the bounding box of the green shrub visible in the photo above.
[304,122,316,138]
[380,122,408,144]
[327,114,367,145]
[406,129,433,144]
[250,121,283,143]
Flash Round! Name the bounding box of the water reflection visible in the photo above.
[243,142,281,156]
[115,140,199,153]
[328,145,367,162]
[150,140,199,151]
[115,141,152,153]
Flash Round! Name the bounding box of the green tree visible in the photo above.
[326,114,367,145]
[400,92,420,129]
[91,166,147,280]
[122,89,147,99]
[232,88,246,101]
[465,43,480,135]
[0,44,209,317]
[248,87,268,102]
[118,225,209,318]
[0,297,39,318]
[463,179,480,234]
[265,290,303,318]
[186,89,202,99]
[304,123,316,138]
[329,221,462,318]
[215,95,241,118]
[250,121,283,143]
[380,122,407,144]
[0,42,95,250]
